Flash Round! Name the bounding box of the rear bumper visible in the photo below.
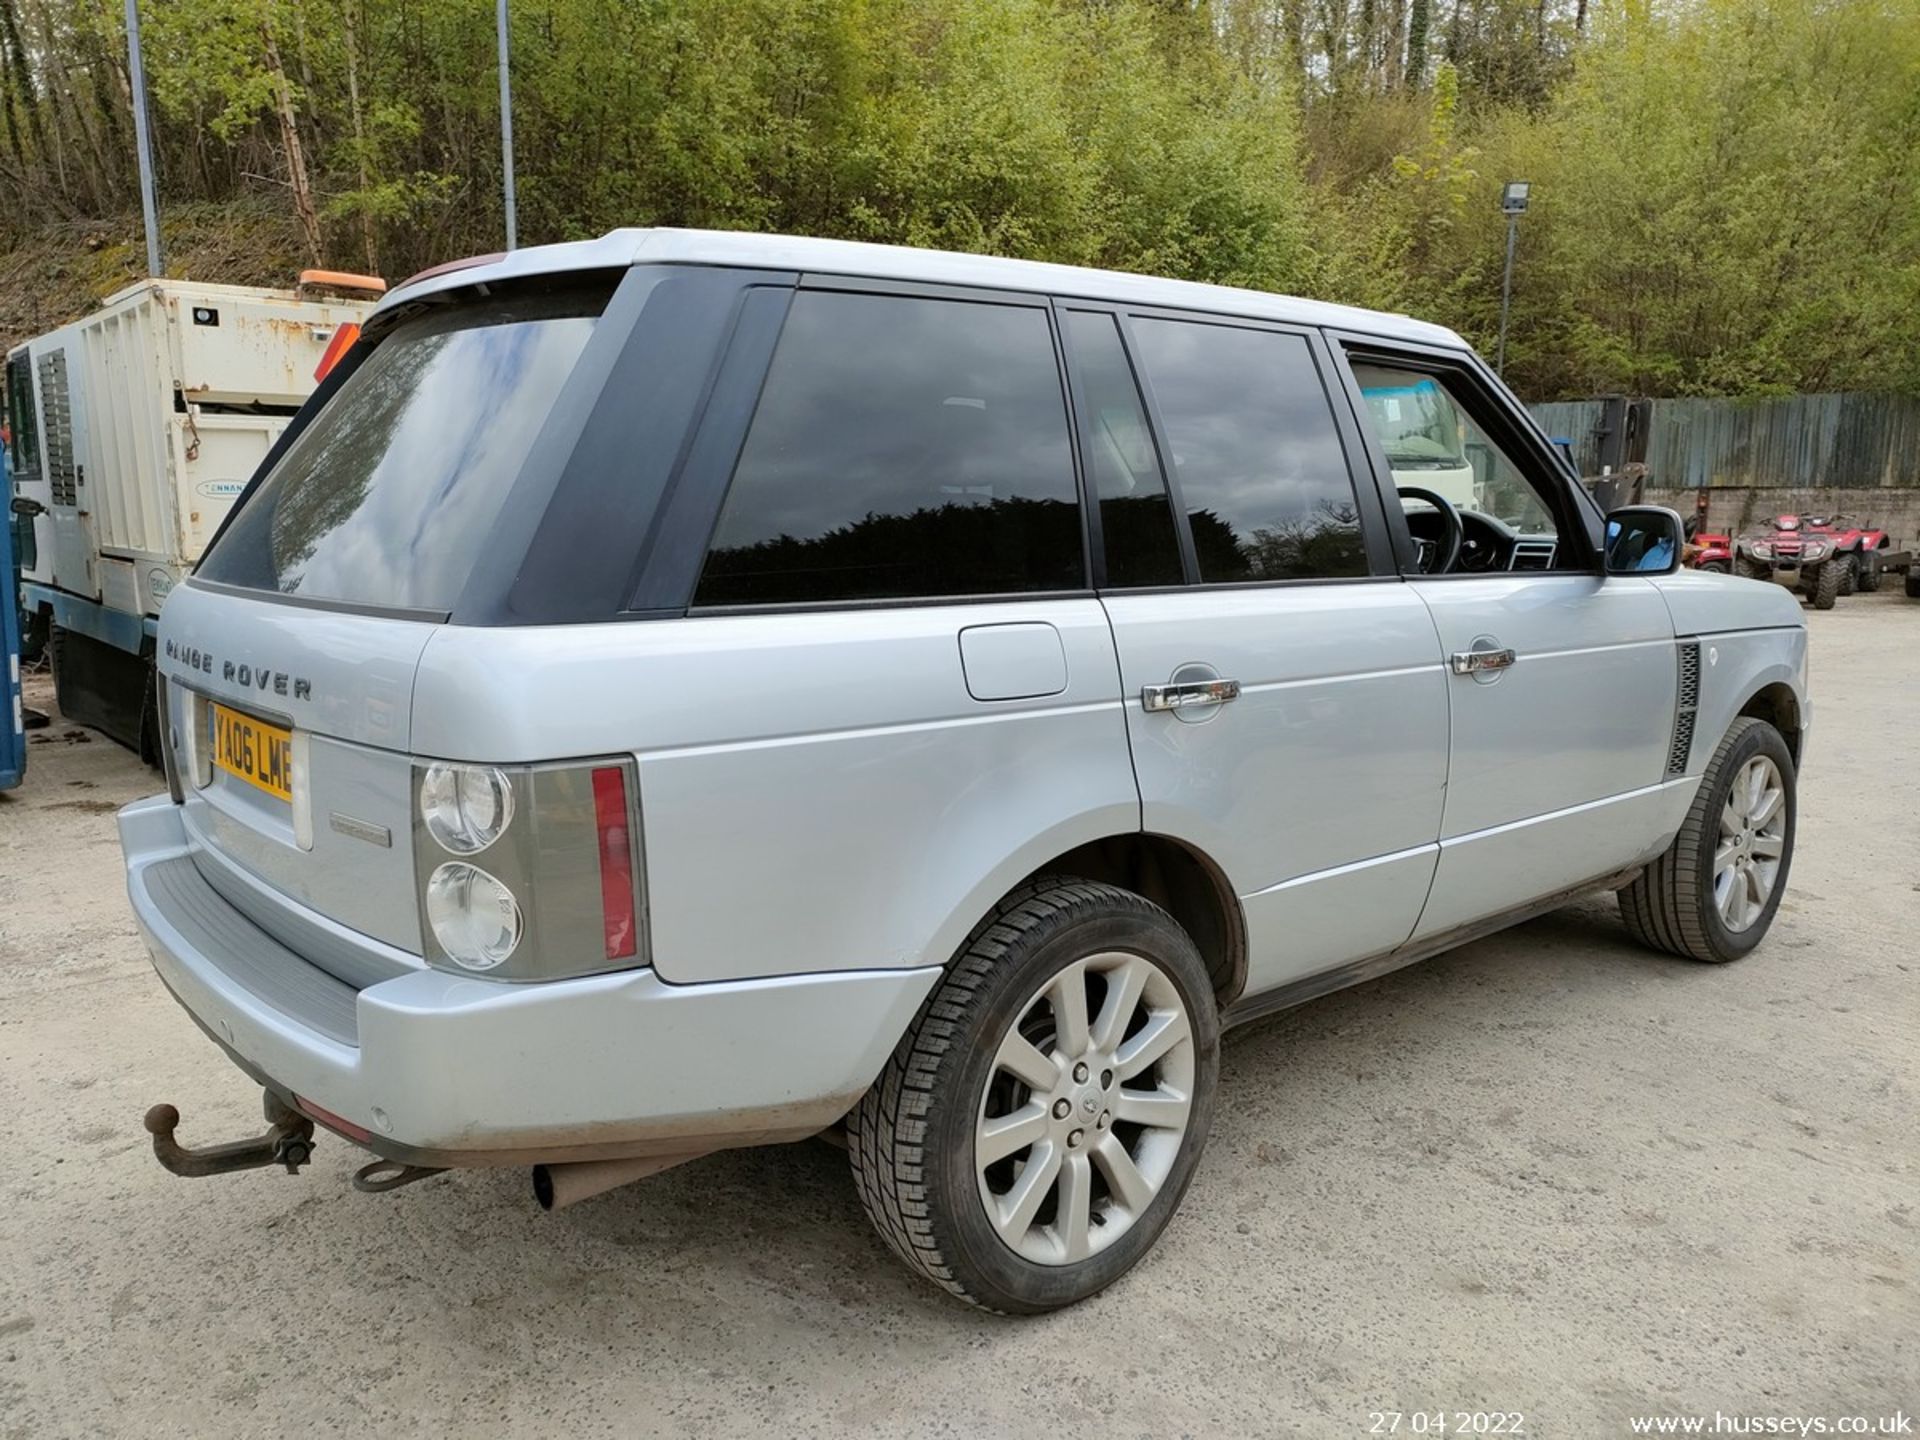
[119,794,940,1168]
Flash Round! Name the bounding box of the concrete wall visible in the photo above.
[1643,486,1920,547]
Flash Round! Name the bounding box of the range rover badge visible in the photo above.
[328,812,392,848]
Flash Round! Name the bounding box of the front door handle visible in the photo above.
[1142,679,1241,712]
[1450,647,1517,676]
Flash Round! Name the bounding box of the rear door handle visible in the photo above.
[1450,647,1516,676]
[1142,679,1241,712]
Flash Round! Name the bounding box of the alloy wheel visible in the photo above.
[1714,754,1787,932]
[974,952,1195,1266]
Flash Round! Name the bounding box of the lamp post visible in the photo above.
[1496,180,1529,377]
[497,0,517,251]
[124,0,162,276]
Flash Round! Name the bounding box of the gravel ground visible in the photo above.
[1,594,1914,1439]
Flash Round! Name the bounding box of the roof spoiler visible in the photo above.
[389,253,510,295]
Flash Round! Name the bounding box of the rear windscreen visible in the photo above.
[196,286,606,613]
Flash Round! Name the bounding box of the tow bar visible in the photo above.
[143,1092,315,1177]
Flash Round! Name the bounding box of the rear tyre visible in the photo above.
[1700,560,1730,575]
[848,878,1219,1314]
[1618,717,1795,963]
[1907,568,1920,600]
[1809,560,1842,610]
[1837,556,1857,596]
[1856,553,1882,592]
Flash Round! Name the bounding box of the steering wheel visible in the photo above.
[1396,486,1465,574]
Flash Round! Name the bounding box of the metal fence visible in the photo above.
[1529,392,1920,491]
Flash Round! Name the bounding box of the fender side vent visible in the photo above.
[1667,640,1701,777]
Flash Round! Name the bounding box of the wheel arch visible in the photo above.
[1736,680,1803,768]
[1014,832,1249,1006]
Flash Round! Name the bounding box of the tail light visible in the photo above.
[591,767,638,960]
[411,757,645,982]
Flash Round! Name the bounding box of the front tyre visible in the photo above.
[1809,560,1842,609]
[1618,717,1795,963]
[848,878,1219,1313]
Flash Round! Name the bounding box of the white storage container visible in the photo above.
[6,274,379,756]
[8,278,375,618]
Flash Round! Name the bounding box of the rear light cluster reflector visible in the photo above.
[411,757,645,982]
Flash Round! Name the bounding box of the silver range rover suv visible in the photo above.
[120,229,1808,1313]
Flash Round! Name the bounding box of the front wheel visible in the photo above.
[1618,717,1795,963]
[1809,560,1842,609]
[848,878,1219,1313]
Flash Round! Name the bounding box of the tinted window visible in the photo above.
[695,291,1080,606]
[1064,311,1184,588]
[1131,319,1366,583]
[197,288,604,612]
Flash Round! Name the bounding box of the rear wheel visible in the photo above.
[1808,560,1842,610]
[1700,560,1730,575]
[848,878,1218,1313]
[1618,717,1795,963]
[1907,568,1920,600]
[1837,556,1857,596]
[1856,553,1882,592]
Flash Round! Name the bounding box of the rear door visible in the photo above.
[621,280,1138,984]
[1330,340,1680,940]
[1075,305,1450,999]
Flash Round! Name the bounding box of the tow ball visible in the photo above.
[143,1092,316,1177]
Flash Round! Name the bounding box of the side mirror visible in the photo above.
[1605,505,1683,576]
[9,495,44,519]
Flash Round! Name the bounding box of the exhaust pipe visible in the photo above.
[532,1152,707,1212]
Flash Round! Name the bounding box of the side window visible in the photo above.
[1129,318,1367,583]
[1062,310,1184,588]
[695,291,1081,606]
[1351,362,1570,568]
[4,352,37,472]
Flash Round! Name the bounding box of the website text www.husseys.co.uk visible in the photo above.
[1628,1412,1911,1437]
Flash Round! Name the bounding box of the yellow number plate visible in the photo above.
[209,703,294,803]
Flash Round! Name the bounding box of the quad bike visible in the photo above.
[1731,513,1895,610]
[1686,531,1733,573]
